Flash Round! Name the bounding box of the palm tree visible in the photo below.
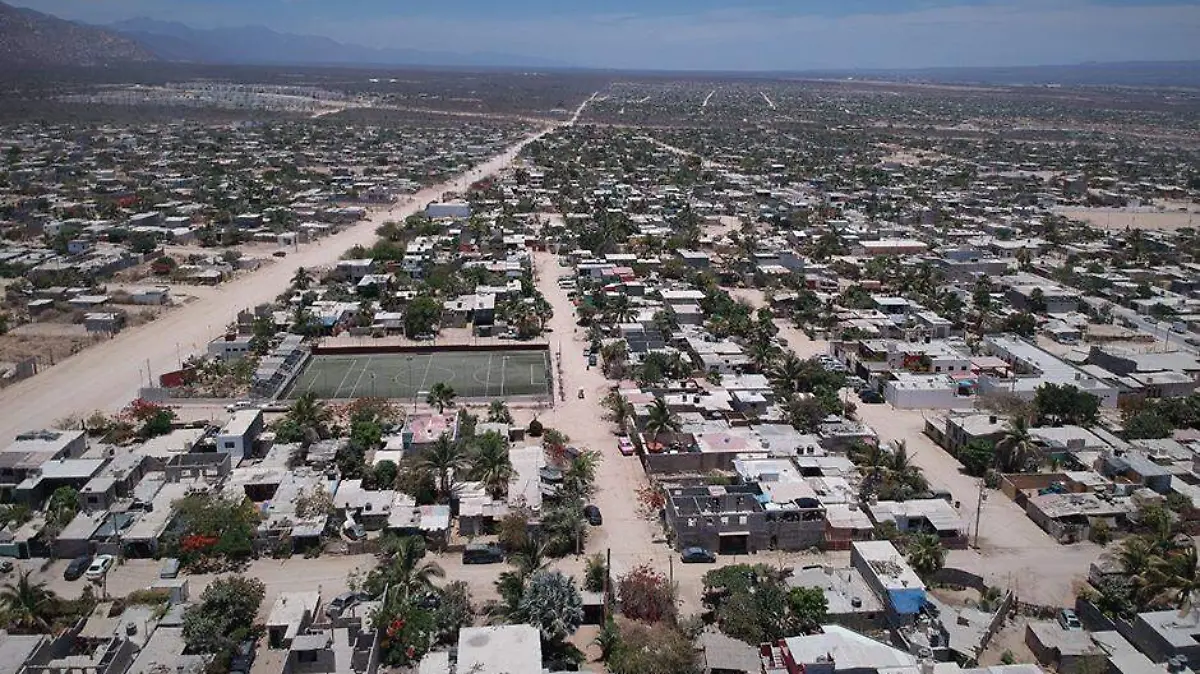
[563,450,601,498]
[1119,535,1156,577]
[486,400,513,425]
[770,354,806,396]
[1144,546,1200,612]
[426,382,457,413]
[607,296,636,325]
[420,433,467,500]
[471,433,514,500]
[291,267,312,290]
[906,533,946,577]
[603,392,635,434]
[995,416,1037,473]
[0,570,55,630]
[385,536,445,602]
[644,397,681,437]
[289,392,331,440]
[747,340,778,373]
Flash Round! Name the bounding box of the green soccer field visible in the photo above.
[283,349,553,401]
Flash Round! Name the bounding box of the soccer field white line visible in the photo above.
[349,355,374,398]
[331,358,359,399]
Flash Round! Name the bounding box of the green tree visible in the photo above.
[906,533,947,577]
[426,382,457,413]
[290,267,313,290]
[1034,383,1100,426]
[286,392,332,441]
[182,576,265,654]
[372,460,399,490]
[644,397,681,437]
[420,433,466,500]
[518,570,584,646]
[366,536,444,602]
[486,400,513,424]
[1125,410,1174,440]
[960,439,996,477]
[788,586,829,633]
[995,416,1037,473]
[404,295,441,338]
[0,570,56,630]
[470,431,513,499]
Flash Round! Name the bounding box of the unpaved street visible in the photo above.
[0,94,597,443]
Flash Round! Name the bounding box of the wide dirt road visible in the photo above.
[0,122,569,443]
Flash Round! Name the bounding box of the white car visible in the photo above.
[85,554,114,580]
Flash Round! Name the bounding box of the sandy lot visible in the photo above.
[853,403,1096,605]
[1057,205,1200,231]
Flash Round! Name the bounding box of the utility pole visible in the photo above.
[973,477,986,549]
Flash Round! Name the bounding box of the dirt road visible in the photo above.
[0,93,598,443]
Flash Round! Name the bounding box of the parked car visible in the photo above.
[272,250,287,258]
[617,436,635,456]
[64,556,92,581]
[584,505,603,526]
[1058,608,1082,630]
[858,389,885,404]
[462,543,505,565]
[680,547,717,563]
[0,560,12,573]
[226,400,254,412]
[325,591,359,618]
[85,554,114,580]
[229,639,256,674]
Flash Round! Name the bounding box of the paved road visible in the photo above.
[0,94,597,444]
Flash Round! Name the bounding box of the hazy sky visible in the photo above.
[12,0,1200,70]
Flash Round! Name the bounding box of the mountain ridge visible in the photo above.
[107,17,565,69]
[0,1,155,67]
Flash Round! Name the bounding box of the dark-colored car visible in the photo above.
[229,639,256,674]
[858,389,885,404]
[680,547,717,563]
[584,505,603,526]
[64,556,92,581]
[462,543,505,565]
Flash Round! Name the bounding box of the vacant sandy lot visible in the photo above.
[854,402,1097,605]
[1057,205,1199,231]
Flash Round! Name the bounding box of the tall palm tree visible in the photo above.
[289,392,331,440]
[747,340,779,373]
[291,267,313,290]
[770,354,806,396]
[426,382,457,413]
[420,433,467,500]
[471,433,514,500]
[0,570,55,631]
[1119,535,1156,577]
[603,393,635,434]
[1145,546,1200,613]
[563,450,601,498]
[906,533,946,577]
[995,416,1037,473]
[486,400,513,424]
[385,536,445,602]
[644,397,681,437]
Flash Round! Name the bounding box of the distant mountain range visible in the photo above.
[0,0,1197,86]
[106,17,563,69]
[0,1,154,67]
